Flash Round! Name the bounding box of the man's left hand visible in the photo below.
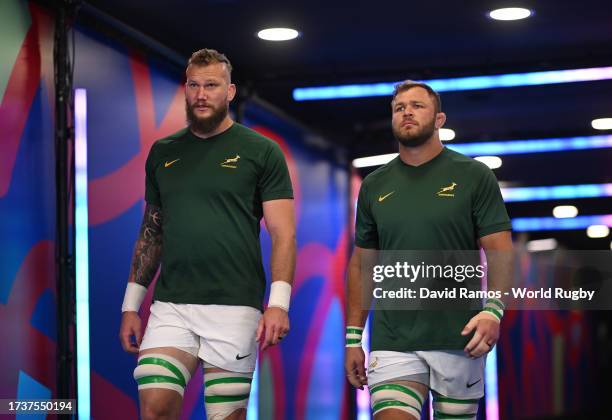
[256,306,290,351]
[461,312,500,358]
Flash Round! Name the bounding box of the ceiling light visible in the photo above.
[450,135,612,156]
[553,205,578,219]
[592,118,612,130]
[293,66,612,101]
[474,156,502,169]
[512,215,612,232]
[440,128,455,141]
[257,28,299,41]
[502,183,612,202]
[526,238,558,252]
[586,225,609,238]
[489,7,532,21]
[352,153,398,168]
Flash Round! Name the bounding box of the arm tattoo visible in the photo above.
[129,204,163,288]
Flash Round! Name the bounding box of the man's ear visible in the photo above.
[435,112,447,129]
[227,83,237,102]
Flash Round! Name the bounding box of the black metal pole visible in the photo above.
[54,0,75,405]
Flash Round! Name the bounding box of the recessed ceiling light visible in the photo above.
[586,225,609,238]
[591,118,612,130]
[474,155,502,169]
[352,153,398,168]
[527,238,558,252]
[257,28,299,41]
[489,7,532,21]
[553,205,578,219]
[440,128,455,141]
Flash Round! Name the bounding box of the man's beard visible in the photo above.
[393,118,436,148]
[186,100,228,134]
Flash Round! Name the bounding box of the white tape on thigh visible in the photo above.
[370,383,425,418]
[134,353,191,397]
[204,371,253,420]
[433,394,479,420]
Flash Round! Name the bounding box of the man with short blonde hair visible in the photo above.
[187,48,233,74]
[119,48,296,420]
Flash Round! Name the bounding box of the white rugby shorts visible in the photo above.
[140,301,261,372]
[367,350,485,399]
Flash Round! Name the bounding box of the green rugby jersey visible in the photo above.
[355,147,511,351]
[145,123,293,311]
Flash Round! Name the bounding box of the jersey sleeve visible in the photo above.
[472,165,512,238]
[144,143,161,206]
[259,141,294,202]
[355,182,379,249]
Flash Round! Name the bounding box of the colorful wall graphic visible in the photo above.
[0,0,57,409]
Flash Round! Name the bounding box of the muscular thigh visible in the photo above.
[372,380,428,420]
[137,347,199,410]
[203,365,253,420]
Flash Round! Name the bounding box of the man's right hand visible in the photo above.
[119,311,142,353]
[345,346,368,390]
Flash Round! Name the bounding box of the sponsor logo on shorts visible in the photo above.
[368,357,378,369]
[378,191,395,202]
[221,154,240,168]
[437,182,457,197]
[466,378,481,388]
[235,353,251,360]
[164,158,180,168]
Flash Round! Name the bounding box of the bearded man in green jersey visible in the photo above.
[118,48,296,420]
[345,81,513,420]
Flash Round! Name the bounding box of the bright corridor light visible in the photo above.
[474,156,502,169]
[553,205,578,219]
[352,153,398,168]
[526,238,558,252]
[489,7,532,21]
[591,118,612,130]
[439,128,456,141]
[586,225,610,238]
[257,28,299,41]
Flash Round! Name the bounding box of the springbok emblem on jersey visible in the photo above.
[437,182,457,197]
[221,154,240,168]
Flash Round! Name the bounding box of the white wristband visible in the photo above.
[121,282,148,312]
[268,281,291,311]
